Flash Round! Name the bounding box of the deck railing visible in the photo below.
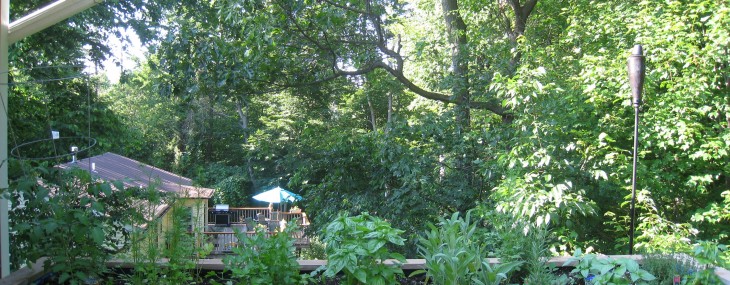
[203,225,310,254]
[208,207,270,225]
[207,208,309,226]
[205,208,310,254]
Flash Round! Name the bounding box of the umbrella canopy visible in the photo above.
[252,186,302,203]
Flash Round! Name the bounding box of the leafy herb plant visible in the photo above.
[413,211,522,285]
[321,212,406,285]
[568,248,656,285]
[224,223,307,285]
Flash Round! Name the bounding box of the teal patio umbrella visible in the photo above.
[252,186,302,211]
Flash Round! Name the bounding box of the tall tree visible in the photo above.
[213,0,542,124]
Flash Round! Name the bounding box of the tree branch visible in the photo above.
[521,0,539,19]
[507,0,539,73]
[321,0,367,14]
[279,0,510,117]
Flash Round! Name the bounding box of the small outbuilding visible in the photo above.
[58,152,215,235]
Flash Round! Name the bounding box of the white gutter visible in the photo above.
[8,0,102,44]
[1,0,103,277]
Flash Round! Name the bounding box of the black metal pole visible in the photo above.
[627,44,645,255]
[629,100,640,255]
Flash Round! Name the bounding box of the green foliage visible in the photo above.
[212,175,253,207]
[481,0,730,254]
[471,260,524,285]
[126,222,165,284]
[15,0,730,265]
[683,241,728,285]
[8,0,187,167]
[9,0,177,66]
[641,253,702,285]
[100,63,181,168]
[298,236,327,260]
[414,211,481,285]
[124,199,211,285]
[291,125,443,253]
[692,190,730,238]
[162,205,204,283]
[568,249,656,285]
[322,212,406,285]
[634,193,699,254]
[520,224,570,285]
[8,72,131,161]
[223,224,306,285]
[414,212,522,285]
[6,164,150,283]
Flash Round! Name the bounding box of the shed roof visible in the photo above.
[58,152,214,199]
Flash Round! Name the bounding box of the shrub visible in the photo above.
[519,223,571,285]
[641,253,700,285]
[299,236,327,260]
[321,212,406,285]
[124,196,211,284]
[568,248,656,285]
[414,211,522,285]
[7,165,149,284]
[224,223,307,285]
[683,241,728,284]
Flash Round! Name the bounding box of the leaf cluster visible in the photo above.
[321,212,406,285]
[223,223,307,284]
[414,211,522,285]
[6,164,152,283]
[568,249,656,285]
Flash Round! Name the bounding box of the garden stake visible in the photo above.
[627,44,645,255]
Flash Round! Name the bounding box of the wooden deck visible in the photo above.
[204,207,310,254]
[207,207,309,226]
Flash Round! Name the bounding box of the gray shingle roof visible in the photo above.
[58,152,214,199]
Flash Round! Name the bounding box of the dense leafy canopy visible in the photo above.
[6,0,730,260]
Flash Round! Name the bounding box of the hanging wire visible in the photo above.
[43,94,60,161]
[10,138,97,161]
[0,77,30,176]
[6,65,97,162]
[0,86,11,173]
[0,65,86,86]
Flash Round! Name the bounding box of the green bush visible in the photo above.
[568,248,656,285]
[321,212,406,285]
[7,165,149,284]
[519,224,570,285]
[414,212,522,285]
[224,223,307,285]
[124,199,211,284]
[683,241,728,285]
[641,253,700,285]
[299,236,327,260]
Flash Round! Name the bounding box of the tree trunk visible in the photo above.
[366,93,377,131]
[235,99,250,144]
[507,0,539,73]
[386,91,393,133]
[235,98,257,189]
[442,0,470,131]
